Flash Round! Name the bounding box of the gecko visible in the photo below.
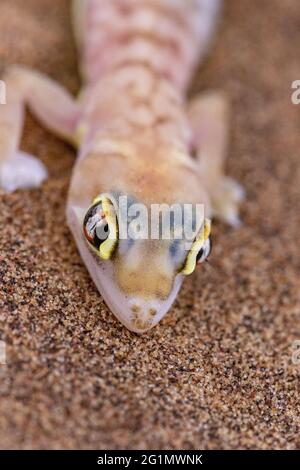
[0,0,243,333]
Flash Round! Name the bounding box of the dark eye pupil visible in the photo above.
[196,248,204,263]
[93,224,110,249]
[83,202,110,249]
[196,236,212,264]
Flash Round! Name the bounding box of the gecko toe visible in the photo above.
[0,151,48,192]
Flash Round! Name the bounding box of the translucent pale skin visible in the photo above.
[0,0,243,333]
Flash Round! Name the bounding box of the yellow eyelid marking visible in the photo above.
[181,219,211,276]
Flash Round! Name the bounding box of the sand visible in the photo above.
[0,0,300,450]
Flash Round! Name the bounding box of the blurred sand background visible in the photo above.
[0,0,300,449]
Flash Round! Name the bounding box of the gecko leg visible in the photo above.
[188,91,244,226]
[0,66,80,192]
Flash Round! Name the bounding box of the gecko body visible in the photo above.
[0,0,243,332]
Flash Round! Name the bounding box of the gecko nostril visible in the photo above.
[149,308,157,317]
[128,299,161,332]
[131,305,141,314]
[131,304,157,317]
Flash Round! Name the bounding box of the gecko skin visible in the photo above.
[0,0,243,333]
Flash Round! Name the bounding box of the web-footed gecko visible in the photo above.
[0,0,243,332]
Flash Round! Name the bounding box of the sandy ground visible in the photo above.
[0,0,300,450]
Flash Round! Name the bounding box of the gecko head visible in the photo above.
[70,192,212,333]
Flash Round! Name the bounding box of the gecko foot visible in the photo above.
[0,151,48,192]
[211,177,245,227]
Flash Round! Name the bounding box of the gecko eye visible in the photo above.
[83,195,118,260]
[181,219,212,276]
[195,235,212,264]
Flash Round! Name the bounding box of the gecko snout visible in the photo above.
[128,298,164,332]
